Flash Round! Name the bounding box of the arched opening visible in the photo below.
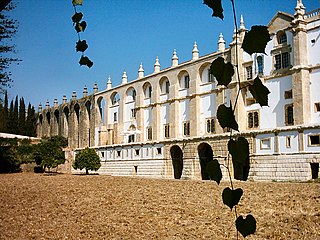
[178,70,190,89]
[126,87,137,102]
[143,82,152,99]
[277,31,287,44]
[199,62,215,83]
[111,92,120,105]
[85,101,91,120]
[170,145,183,179]
[198,142,213,180]
[63,106,69,138]
[159,76,170,94]
[46,112,51,125]
[54,109,59,124]
[97,97,105,123]
[74,103,80,123]
[39,114,43,125]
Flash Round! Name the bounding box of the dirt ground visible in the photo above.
[0,173,319,240]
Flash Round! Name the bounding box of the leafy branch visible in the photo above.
[71,0,93,68]
[204,0,271,238]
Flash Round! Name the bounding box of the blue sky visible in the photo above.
[6,0,320,107]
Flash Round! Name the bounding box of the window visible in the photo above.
[260,138,271,150]
[117,150,121,157]
[246,66,253,80]
[157,147,162,155]
[132,90,136,101]
[275,54,282,70]
[148,86,152,98]
[164,124,170,138]
[278,32,287,44]
[206,118,215,133]
[147,126,152,140]
[309,135,320,146]
[184,75,190,89]
[183,121,190,136]
[282,52,289,68]
[146,148,149,156]
[207,69,215,83]
[257,56,264,75]
[248,111,259,129]
[285,104,294,125]
[113,112,117,122]
[284,90,292,99]
[101,152,105,158]
[128,134,135,143]
[165,80,170,94]
[314,103,320,112]
[286,136,292,148]
[275,52,290,70]
[131,108,137,119]
[135,149,140,156]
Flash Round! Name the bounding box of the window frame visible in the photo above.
[164,124,170,139]
[285,104,294,126]
[183,121,190,136]
[247,110,259,129]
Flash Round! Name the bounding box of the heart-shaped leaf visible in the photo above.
[236,215,256,238]
[72,12,83,23]
[206,159,222,185]
[79,55,93,68]
[75,21,87,33]
[222,187,243,210]
[210,57,234,87]
[203,0,224,20]
[72,0,83,6]
[217,103,239,131]
[76,40,88,52]
[249,77,270,107]
[242,25,271,55]
[228,137,250,181]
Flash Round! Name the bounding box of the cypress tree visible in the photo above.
[18,97,26,135]
[26,103,36,137]
[12,95,18,134]
[7,99,13,133]
[3,91,8,133]
[0,102,4,132]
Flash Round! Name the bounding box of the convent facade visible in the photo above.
[37,1,320,181]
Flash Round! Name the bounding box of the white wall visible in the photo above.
[310,69,320,124]
[256,133,275,155]
[278,131,299,153]
[200,93,216,134]
[304,129,320,152]
[308,24,320,66]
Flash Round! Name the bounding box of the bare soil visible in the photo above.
[0,173,319,240]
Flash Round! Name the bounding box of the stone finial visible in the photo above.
[172,49,178,67]
[294,0,305,19]
[192,42,199,60]
[107,75,112,90]
[154,56,160,73]
[72,91,77,100]
[83,86,88,97]
[93,83,98,93]
[138,63,144,79]
[53,99,58,107]
[122,70,128,84]
[239,15,246,31]
[45,99,50,109]
[62,95,67,104]
[218,33,226,52]
[38,103,43,112]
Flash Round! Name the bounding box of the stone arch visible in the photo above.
[54,109,59,124]
[126,87,137,102]
[198,142,213,180]
[143,82,152,99]
[170,145,183,179]
[199,62,214,83]
[96,96,105,123]
[110,91,120,106]
[74,103,80,123]
[39,114,43,125]
[62,106,69,138]
[159,76,170,94]
[85,100,91,120]
[53,109,60,136]
[46,111,51,125]
[177,70,190,89]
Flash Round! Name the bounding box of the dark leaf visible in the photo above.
[210,57,234,87]
[236,215,257,238]
[72,0,83,6]
[217,103,239,131]
[79,56,93,68]
[76,40,88,52]
[228,137,250,181]
[203,0,224,20]
[242,25,271,55]
[249,77,270,107]
[222,187,243,210]
[75,21,87,33]
[72,12,83,23]
[206,159,222,184]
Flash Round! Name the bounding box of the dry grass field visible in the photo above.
[0,173,319,240]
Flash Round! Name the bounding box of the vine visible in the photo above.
[71,0,93,68]
[204,0,271,238]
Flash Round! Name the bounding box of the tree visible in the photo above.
[25,103,36,137]
[0,2,20,95]
[73,147,101,175]
[18,97,25,135]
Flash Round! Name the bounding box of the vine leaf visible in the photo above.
[206,159,222,185]
[203,0,224,20]
[242,25,271,55]
[228,137,250,181]
[72,0,83,6]
[249,77,270,107]
[75,21,87,32]
[210,57,234,87]
[217,103,239,131]
[72,12,83,23]
[236,215,257,238]
[79,56,93,68]
[222,187,243,210]
[76,40,88,52]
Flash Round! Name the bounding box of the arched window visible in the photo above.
[257,56,264,75]
[277,31,287,44]
[159,77,170,94]
[143,82,152,99]
[111,92,120,105]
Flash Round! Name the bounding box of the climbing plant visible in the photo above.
[71,0,93,68]
[204,0,271,238]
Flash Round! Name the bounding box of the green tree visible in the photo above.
[7,99,13,133]
[25,103,36,137]
[18,97,26,135]
[0,102,4,132]
[73,147,101,175]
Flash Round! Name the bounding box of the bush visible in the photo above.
[73,147,101,175]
